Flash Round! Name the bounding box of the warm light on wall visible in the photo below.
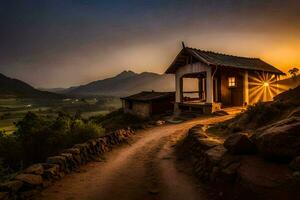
[263,82,269,87]
[248,72,286,103]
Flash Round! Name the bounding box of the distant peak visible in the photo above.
[117,70,136,76]
[140,71,158,75]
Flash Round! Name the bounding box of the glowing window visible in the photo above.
[228,77,236,87]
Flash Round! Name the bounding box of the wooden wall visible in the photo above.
[219,68,244,106]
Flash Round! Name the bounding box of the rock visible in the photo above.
[188,129,208,138]
[15,174,43,186]
[63,148,82,165]
[236,156,299,199]
[73,143,90,163]
[0,180,23,192]
[191,124,204,130]
[61,153,76,171]
[24,163,44,175]
[220,162,240,182]
[205,145,227,164]
[289,156,300,171]
[19,189,39,200]
[198,138,221,151]
[219,153,241,169]
[42,164,60,180]
[288,107,300,118]
[0,192,9,200]
[224,133,255,154]
[63,148,80,155]
[155,120,165,126]
[47,156,67,172]
[254,117,300,159]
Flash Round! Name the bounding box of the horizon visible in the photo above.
[0,0,299,88]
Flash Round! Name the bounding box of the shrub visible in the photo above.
[90,109,146,132]
[0,111,105,177]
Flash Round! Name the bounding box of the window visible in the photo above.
[228,77,236,87]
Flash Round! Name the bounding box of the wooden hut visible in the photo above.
[165,45,285,114]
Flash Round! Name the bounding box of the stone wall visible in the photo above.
[0,129,134,200]
[178,125,300,200]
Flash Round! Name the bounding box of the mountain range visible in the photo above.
[62,70,175,97]
[0,73,62,98]
[1,70,299,99]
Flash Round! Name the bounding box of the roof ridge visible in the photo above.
[186,47,260,60]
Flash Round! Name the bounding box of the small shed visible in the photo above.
[121,91,175,118]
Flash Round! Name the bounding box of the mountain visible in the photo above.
[64,70,175,97]
[0,73,62,98]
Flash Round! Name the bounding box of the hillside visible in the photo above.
[0,73,62,99]
[277,75,300,90]
[64,70,174,96]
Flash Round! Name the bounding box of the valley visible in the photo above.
[0,97,121,134]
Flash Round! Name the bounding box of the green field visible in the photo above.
[0,97,121,134]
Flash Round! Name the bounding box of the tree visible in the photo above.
[288,67,299,79]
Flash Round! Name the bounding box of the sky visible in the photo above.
[0,0,299,88]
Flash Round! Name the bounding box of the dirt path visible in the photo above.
[37,114,236,200]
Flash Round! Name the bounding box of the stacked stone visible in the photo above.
[181,121,300,199]
[0,128,134,200]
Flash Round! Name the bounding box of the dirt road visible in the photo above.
[38,114,236,200]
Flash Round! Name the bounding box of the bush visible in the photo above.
[208,101,289,135]
[0,111,105,178]
[90,109,147,132]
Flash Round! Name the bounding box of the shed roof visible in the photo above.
[121,91,174,102]
[166,47,284,75]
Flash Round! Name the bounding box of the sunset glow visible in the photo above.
[249,72,288,102]
[0,0,299,87]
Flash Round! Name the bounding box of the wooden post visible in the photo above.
[206,68,213,103]
[244,71,249,105]
[174,73,182,115]
[175,73,182,103]
[198,77,203,99]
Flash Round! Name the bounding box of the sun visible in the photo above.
[263,82,269,87]
[248,72,286,103]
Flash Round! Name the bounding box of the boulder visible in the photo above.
[15,174,43,186]
[224,133,255,154]
[42,164,60,180]
[205,145,227,164]
[219,162,240,183]
[23,164,44,175]
[236,156,299,199]
[289,156,300,171]
[188,129,208,139]
[47,156,67,172]
[73,143,90,163]
[60,153,76,171]
[63,148,81,165]
[197,138,221,151]
[254,117,300,159]
[0,180,23,192]
[63,148,80,155]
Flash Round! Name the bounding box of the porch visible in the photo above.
[174,62,222,114]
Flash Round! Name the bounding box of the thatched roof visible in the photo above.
[165,47,284,75]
